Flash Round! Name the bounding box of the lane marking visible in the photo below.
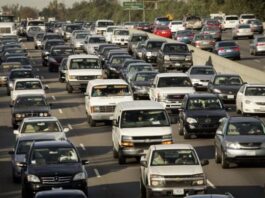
[254,59,261,63]
[80,143,86,151]
[52,95,56,100]
[94,168,101,178]
[207,179,216,189]
[58,108,63,114]
[67,123,73,130]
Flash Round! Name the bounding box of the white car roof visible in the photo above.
[23,117,59,123]
[88,79,128,86]
[17,134,57,141]
[117,100,165,111]
[245,84,265,87]
[14,78,41,83]
[156,73,189,78]
[68,54,99,59]
[151,144,194,151]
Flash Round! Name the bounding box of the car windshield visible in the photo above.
[187,98,222,110]
[30,147,78,165]
[89,37,106,43]
[15,96,46,107]
[114,30,129,35]
[28,21,44,26]
[239,25,250,29]
[190,67,215,75]
[227,121,265,136]
[241,15,255,19]
[7,57,30,65]
[111,56,129,65]
[51,48,74,56]
[21,121,61,134]
[66,25,81,33]
[98,21,114,27]
[195,34,213,40]
[76,33,88,39]
[214,76,242,85]
[29,27,41,32]
[147,41,164,49]
[157,77,192,87]
[70,58,101,69]
[129,65,152,73]
[107,27,118,32]
[15,81,42,90]
[131,35,148,42]
[121,110,169,128]
[226,17,238,20]
[92,84,131,97]
[151,149,199,166]
[207,20,220,25]
[10,70,33,79]
[164,44,188,53]
[135,73,156,82]
[177,30,193,36]
[245,87,265,96]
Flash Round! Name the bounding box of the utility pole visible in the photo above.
[143,0,145,22]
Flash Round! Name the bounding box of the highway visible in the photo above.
[0,42,265,198]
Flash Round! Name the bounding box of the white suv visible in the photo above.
[85,79,133,127]
[111,28,130,46]
[222,15,239,30]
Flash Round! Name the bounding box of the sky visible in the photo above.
[0,0,86,10]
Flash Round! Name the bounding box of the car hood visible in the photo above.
[28,163,83,176]
[19,132,66,141]
[13,106,50,114]
[157,87,195,95]
[243,96,265,102]
[186,109,227,117]
[132,81,152,87]
[121,127,172,137]
[89,96,133,106]
[149,165,203,176]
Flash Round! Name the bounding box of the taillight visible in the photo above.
[195,41,200,47]
[218,47,225,52]
[233,47,240,51]
[257,43,265,46]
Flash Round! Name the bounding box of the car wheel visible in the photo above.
[118,149,126,164]
[66,83,73,93]
[113,146,118,159]
[140,180,147,198]
[88,115,96,127]
[183,127,190,139]
[221,150,229,169]
[214,147,221,163]
[178,121,184,136]
[22,187,31,198]
[146,189,152,198]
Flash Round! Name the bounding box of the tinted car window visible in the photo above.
[227,121,265,136]
[157,77,192,87]
[70,58,101,69]
[245,87,265,96]
[187,97,222,110]
[92,84,130,97]
[213,76,242,85]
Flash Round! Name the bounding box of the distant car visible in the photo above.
[6,56,32,69]
[249,35,265,55]
[204,19,222,30]
[135,22,152,32]
[83,35,106,54]
[103,26,120,43]
[10,94,51,128]
[26,26,43,41]
[127,33,149,55]
[179,93,228,139]
[213,41,240,60]
[222,15,239,30]
[71,32,90,49]
[183,15,202,30]
[215,116,265,168]
[208,74,244,104]
[174,30,194,44]
[236,84,265,114]
[153,25,172,38]
[201,26,222,41]
[191,34,215,51]
[40,33,63,49]
[232,24,253,40]
[42,39,65,66]
[247,19,263,34]
[125,62,154,83]
[239,13,256,24]
[168,20,185,33]
[130,71,158,99]
[35,190,88,198]
[185,193,235,198]
[21,140,89,198]
[58,58,68,82]
[63,24,82,41]
[111,28,130,46]
[186,65,216,90]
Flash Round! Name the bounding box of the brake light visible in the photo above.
[195,41,200,47]
[257,43,265,46]
[218,47,225,52]
[233,47,240,51]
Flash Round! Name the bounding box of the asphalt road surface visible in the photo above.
[0,42,265,198]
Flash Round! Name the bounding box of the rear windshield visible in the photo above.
[218,42,236,47]
[114,30,129,36]
[241,15,255,19]
[146,41,164,49]
[92,84,130,97]
[88,37,106,43]
[158,77,192,87]
[226,16,238,20]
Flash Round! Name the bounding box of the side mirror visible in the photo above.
[82,160,90,165]
[63,128,70,133]
[8,150,14,155]
[140,158,147,167]
[200,159,209,166]
[216,130,223,136]
[13,130,19,135]
[44,85,49,90]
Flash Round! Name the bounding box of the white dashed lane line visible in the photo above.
[80,143,86,151]
[67,124,73,130]
[207,179,216,189]
[52,95,56,100]
[94,168,101,178]
[58,108,63,114]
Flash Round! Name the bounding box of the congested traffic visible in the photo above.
[0,10,265,198]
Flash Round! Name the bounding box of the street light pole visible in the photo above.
[143,0,145,22]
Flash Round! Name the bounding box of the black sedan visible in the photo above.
[178,93,228,139]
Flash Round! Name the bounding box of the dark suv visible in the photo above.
[178,93,228,139]
[21,141,89,198]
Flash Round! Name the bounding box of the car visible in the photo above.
[183,15,203,30]
[191,34,215,51]
[132,41,145,59]
[168,20,185,33]
[125,62,154,83]
[236,84,265,114]
[221,15,239,30]
[85,79,133,127]
[10,94,51,128]
[34,32,45,49]
[1,48,28,62]
[99,46,120,65]
[185,193,235,198]
[103,26,120,43]
[201,26,222,41]
[153,25,172,38]
[153,16,171,26]
[130,71,158,99]
[247,19,263,34]
[6,56,32,69]
[71,32,90,49]
[58,58,68,82]
[208,74,244,104]
[83,35,106,54]
[62,24,82,41]
[203,19,222,30]
[21,140,89,198]
[10,78,48,105]
[6,68,35,96]
[120,59,145,79]
[239,13,256,24]
[42,39,65,66]
[178,93,228,139]
[46,45,74,72]
[135,22,152,32]
[215,116,265,168]
[92,19,114,35]
[40,33,63,49]
[13,117,69,140]
[111,28,130,46]
[140,144,209,197]
[112,101,173,164]
[232,24,253,40]
[26,26,43,41]
[127,33,149,55]
[213,41,240,60]
[35,189,88,198]
[249,35,265,56]
[174,30,194,44]
[186,65,216,90]
[104,49,129,64]
[8,134,56,183]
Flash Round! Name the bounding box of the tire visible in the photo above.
[221,150,229,169]
[146,189,152,198]
[140,180,147,198]
[183,127,190,139]
[88,115,96,127]
[66,83,73,93]
[113,146,118,159]
[118,149,126,164]
[214,147,221,163]
[178,121,184,136]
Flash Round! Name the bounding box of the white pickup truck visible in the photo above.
[65,54,103,93]
[149,73,195,113]
[111,28,130,46]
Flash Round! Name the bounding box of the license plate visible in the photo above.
[227,95,234,99]
[246,151,256,156]
[173,188,184,195]
[226,49,232,52]
[52,187,62,190]
[175,63,181,66]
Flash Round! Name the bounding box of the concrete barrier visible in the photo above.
[130,29,265,84]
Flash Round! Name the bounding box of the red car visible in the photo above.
[204,19,222,30]
[153,26,172,38]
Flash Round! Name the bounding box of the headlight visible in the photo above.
[121,135,133,147]
[27,174,40,183]
[69,75,77,79]
[146,52,152,56]
[213,88,221,94]
[225,142,240,149]
[43,112,49,117]
[73,172,86,181]
[191,79,200,83]
[245,100,251,104]
[192,179,205,185]
[150,175,165,187]
[164,55,170,61]
[186,117,197,124]
[39,113,44,117]
[162,134,173,144]
[16,113,21,118]
[91,106,100,113]
[185,55,192,61]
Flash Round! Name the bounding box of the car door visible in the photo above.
[236,85,245,111]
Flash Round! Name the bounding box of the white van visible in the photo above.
[112,100,173,164]
[93,20,114,35]
[222,15,239,30]
[85,79,133,127]
[26,20,45,32]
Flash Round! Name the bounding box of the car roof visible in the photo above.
[14,78,41,83]
[88,79,128,86]
[35,189,86,197]
[244,84,265,87]
[23,117,58,122]
[156,73,188,78]
[17,134,56,142]
[187,93,219,98]
[228,116,261,123]
[68,54,99,59]
[32,140,72,148]
[117,100,164,111]
[151,144,194,151]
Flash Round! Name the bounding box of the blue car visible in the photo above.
[213,40,240,60]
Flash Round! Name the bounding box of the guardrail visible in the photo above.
[130,29,265,84]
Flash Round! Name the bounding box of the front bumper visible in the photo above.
[121,147,146,157]
[225,148,265,162]
[91,112,114,121]
[163,61,193,71]
[68,81,89,89]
